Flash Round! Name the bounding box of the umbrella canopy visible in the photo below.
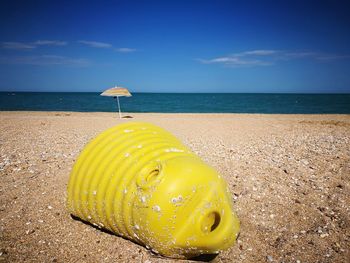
[100,87,132,97]
[100,86,132,118]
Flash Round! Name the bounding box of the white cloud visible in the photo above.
[198,49,279,67]
[280,51,317,59]
[1,40,67,50]
[199,49,350,67]
[33,40,67,46]
[1,42,36,50]
[2,40,137,56]
[315,54,350,60]
[236,49,279,56]
[115,47,137,53]
[198,57,271,67]
[78,41,136,53]
[78,40,112,48]
[0,55,90,67]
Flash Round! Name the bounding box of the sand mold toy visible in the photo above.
[67,122,240,258]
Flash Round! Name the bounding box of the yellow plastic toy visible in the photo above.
[67,122,240,258]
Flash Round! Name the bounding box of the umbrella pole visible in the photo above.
[116,96,122,119]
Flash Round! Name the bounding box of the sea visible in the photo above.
[0,92,350,114]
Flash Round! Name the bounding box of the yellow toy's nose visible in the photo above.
[67,122,240,259]
[140,156,240,257]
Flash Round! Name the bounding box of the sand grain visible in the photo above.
[0,112,349,262]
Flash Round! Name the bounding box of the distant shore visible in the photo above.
[1,111,349,262]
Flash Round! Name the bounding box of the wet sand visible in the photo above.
[0,111,349,262]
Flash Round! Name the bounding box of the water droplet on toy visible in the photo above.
[171,195,183,204]
[153,205,161,212]
[165,148,184,153]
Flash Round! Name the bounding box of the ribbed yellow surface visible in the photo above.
[67,122,240,258]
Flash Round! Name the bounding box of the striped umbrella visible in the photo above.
[100,86,132,118]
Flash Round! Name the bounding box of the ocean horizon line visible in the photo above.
[1,92,349,114]
[1,91,350,95]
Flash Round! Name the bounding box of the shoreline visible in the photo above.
[1,111,349,262]
[1,110,350,115]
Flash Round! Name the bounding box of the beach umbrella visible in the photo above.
[100,86,132,118]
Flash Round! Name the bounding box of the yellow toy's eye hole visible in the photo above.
[137,162,163,189]
[201,211,221,234]
[146,169,160,183]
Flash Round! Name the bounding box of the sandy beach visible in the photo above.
[0,111,349,263]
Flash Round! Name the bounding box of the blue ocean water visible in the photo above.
[0,92,350,114]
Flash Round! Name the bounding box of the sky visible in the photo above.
[0,0,350,93]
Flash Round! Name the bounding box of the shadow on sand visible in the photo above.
[70,214,218,262]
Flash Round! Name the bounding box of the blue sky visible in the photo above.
[0,0,350,93]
